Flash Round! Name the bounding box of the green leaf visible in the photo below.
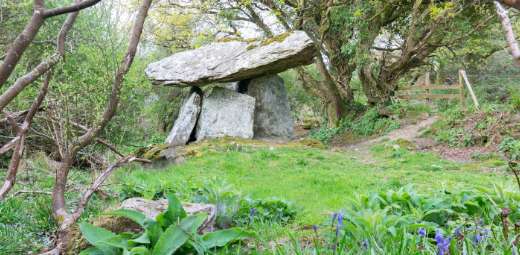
[201,228,254,249]
[80,222,117,244]
[109,209,148,227]
[99,235,131,249]
[79,222,119,255]
[79,247,105,255]
[130,232,151,245]
[156,194,187,228]
[151,226,189,255]
[129,247,151,255]
[152,214,207,255]
[145,220,163,246]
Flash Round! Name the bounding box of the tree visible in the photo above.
[0,0,103,88]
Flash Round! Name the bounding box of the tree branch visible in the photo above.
[43,0,103,18]
[495,1,520,65]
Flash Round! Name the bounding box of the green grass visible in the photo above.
[113,140,512,224]
[0,139,514,253]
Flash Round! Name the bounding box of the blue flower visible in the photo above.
[337,213,344,228]
[418,228,426,237]
[435,230,451,255]
[453,227,462,238]
[473,232,483,244]
[361,239,369,249]
[249,207,256,217]
[312,225,318,233]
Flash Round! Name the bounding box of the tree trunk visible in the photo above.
[359,64,397,106]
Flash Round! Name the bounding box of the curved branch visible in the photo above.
[43,0,103,18]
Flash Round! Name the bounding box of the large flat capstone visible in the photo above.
[165,92,201,146]
[145,31,316,86]
[247,75,294,139]
[196,87,255,140]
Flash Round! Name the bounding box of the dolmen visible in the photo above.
[145,31,317,146]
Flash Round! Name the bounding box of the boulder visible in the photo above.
[165,92,202,146]
[145,31,316,86]
[247,75,294,138]
[121,197,216,232]
[196,87,255,140]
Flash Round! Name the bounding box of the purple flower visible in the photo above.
[337,213,344,228]
[435,230,451,255]
[249,207,256,217]
[361,239,369,249]
[312,225,318,233]
[473,232,483,244]
[331,212,338,225]
[418,228,426,237]
[453,227,462,237]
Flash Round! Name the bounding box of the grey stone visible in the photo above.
[220,82,238,91]
[196,87,255,140]
[247,75,294,139]
[165,92,201,146]
[121,198,216,232]
[145,31,316,86]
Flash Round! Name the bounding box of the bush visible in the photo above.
[311,108,400,143]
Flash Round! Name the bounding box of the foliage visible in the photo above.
[268,186,520,254]
[79,194,253,255]
[311,108,400,143]
[429,105,518,148]
[499,137,520,162]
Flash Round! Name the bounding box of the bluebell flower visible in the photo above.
[473,232,483,245]
[249,207,256,217]
[312,225,318,233]
[331,212,338,225]
[337,213,344,228]
[418,228,426,237]
[362,239,369,249]
[435,230,451,255]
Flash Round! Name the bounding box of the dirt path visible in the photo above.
[340,116,439,163]
[345,116,438,151]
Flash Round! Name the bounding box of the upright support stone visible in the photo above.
[247,75,294,139]
[165,92,202,145]
[196,87,255,140]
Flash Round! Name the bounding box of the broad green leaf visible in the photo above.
[145,220,163,246]
[79,222,119,255]
[79,222,117,245]
[79,247,105,255]
[130,231,151,245]
[109,209,148,227]
[152,215,207,255]
[99,235,131,249]
[151,225,189,255]
[130,247,151,255]
[156,194,187,228]
[201,228,255,249]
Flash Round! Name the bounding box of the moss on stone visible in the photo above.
[259,32,291,46]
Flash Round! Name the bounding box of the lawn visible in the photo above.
[113,139,513,224]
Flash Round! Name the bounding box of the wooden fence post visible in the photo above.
[425,72,431,102]
[459,69,480,110]
[458,70,466,107]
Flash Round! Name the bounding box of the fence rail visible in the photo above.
[396,69,479,110]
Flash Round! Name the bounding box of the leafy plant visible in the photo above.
[79,194,254,255]
[268,186,520,254]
